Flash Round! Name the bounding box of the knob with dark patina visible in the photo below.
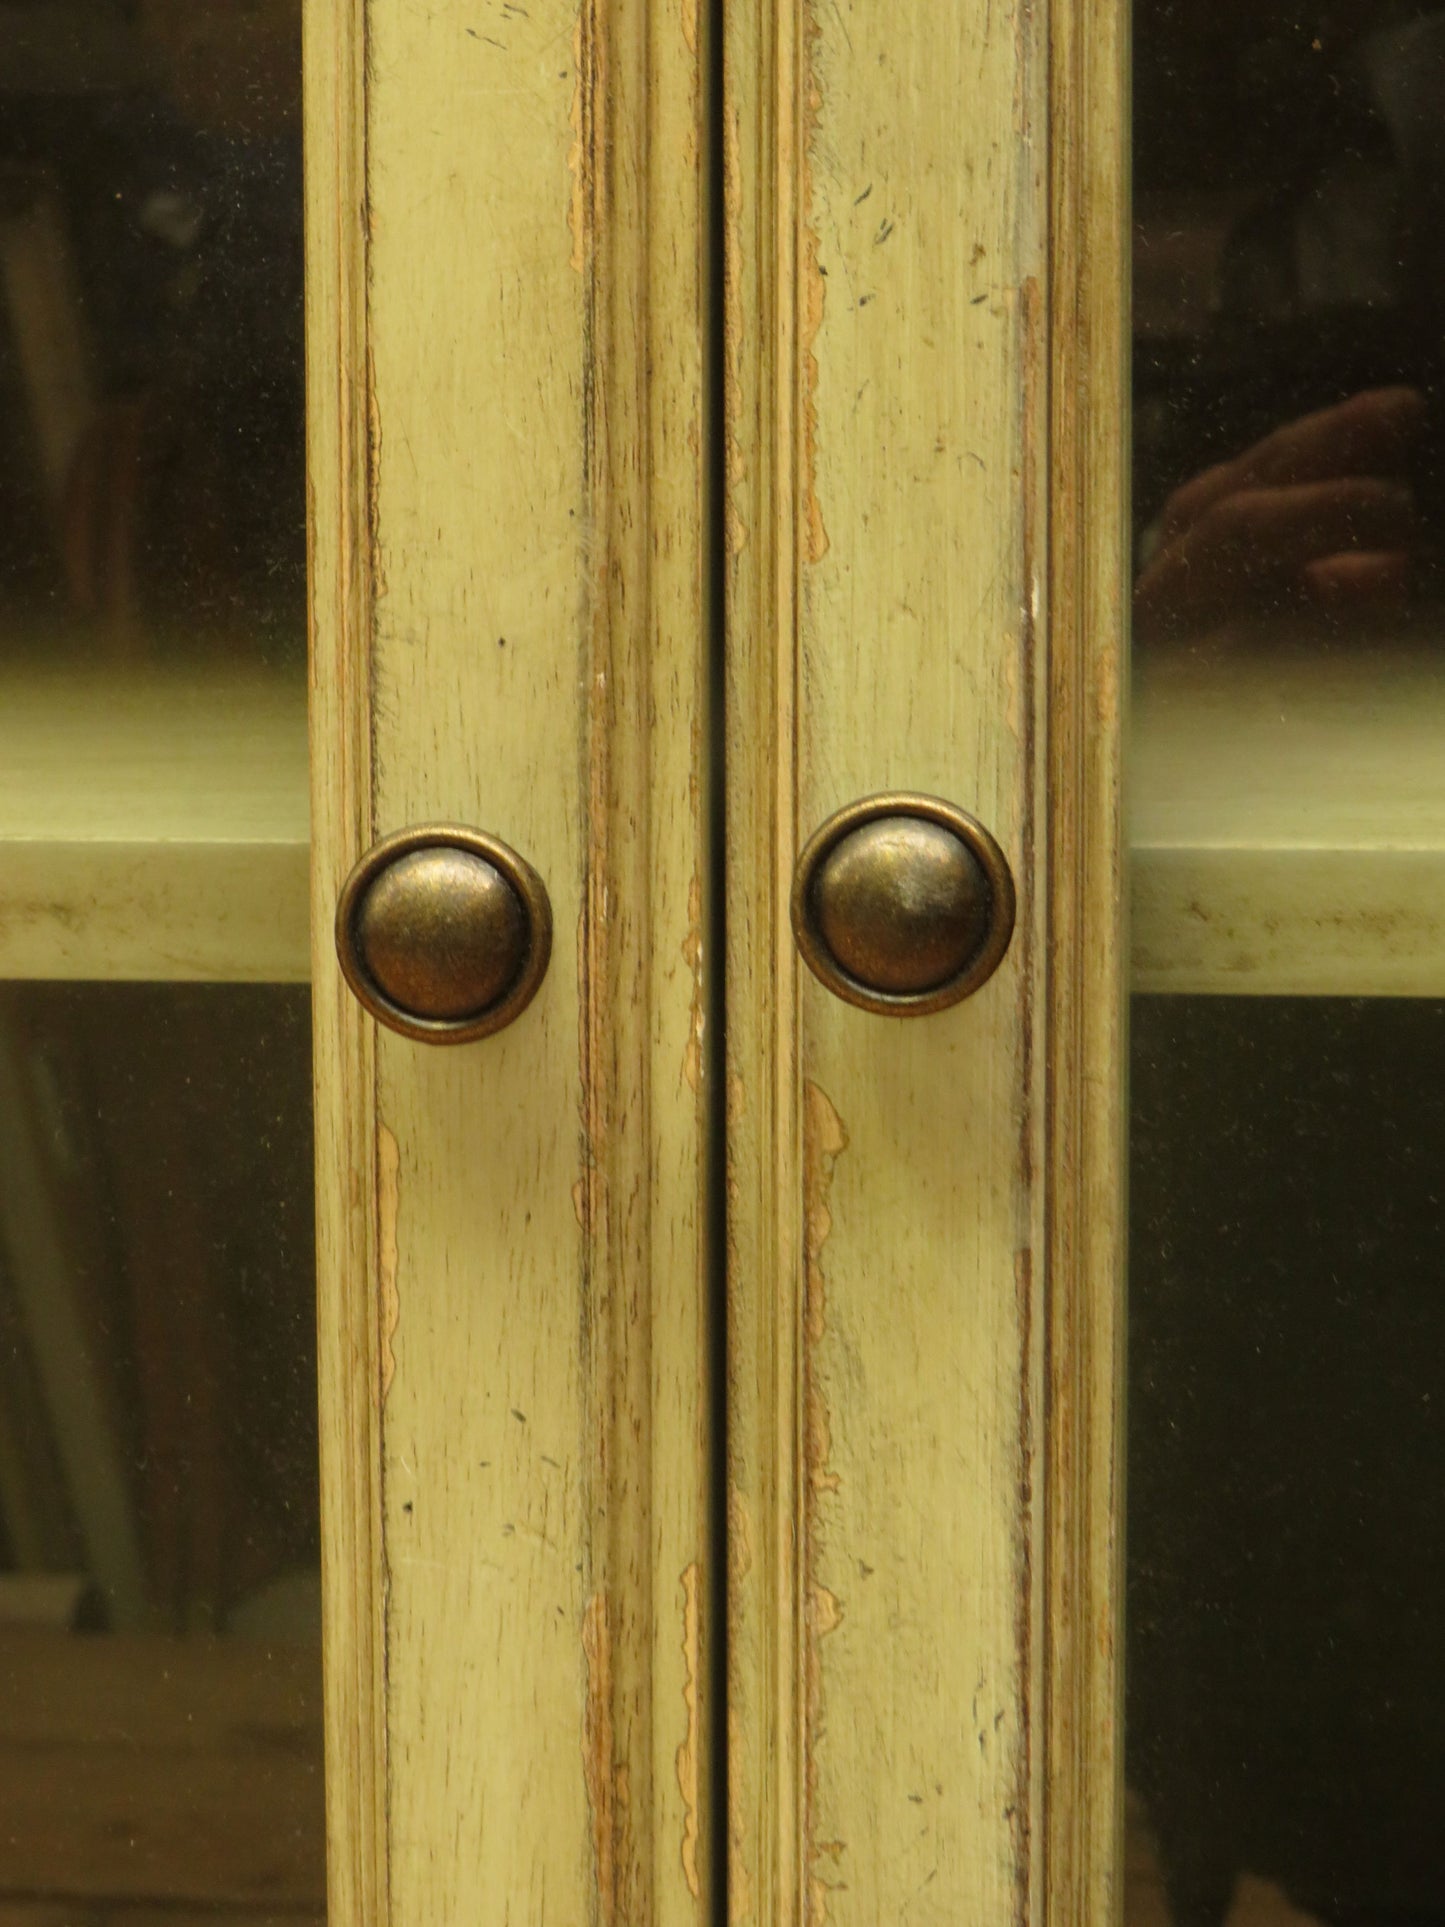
[336,825,552,1042]
[791,793,1015,1014]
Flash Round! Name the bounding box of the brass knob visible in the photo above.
[336,825,552,1042]
[791,794,1015,1015]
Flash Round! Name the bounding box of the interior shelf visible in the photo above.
[0,661,308,983]
[1,647,1441,996]
[1132,637,1445,998]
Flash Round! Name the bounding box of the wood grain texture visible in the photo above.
[307,0,716,1918]
[724,0,1059,1917]
[1045,0,1128,1921]
[303,0,386,1918]
[721,1,805,1913]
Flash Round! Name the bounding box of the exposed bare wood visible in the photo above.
[1045,0,1129,1922]
[722,0,805,1910]
[302,0,386,1918]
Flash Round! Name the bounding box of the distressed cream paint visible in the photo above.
[306,0,719,1917]
[307,0,1126,1916]
[724,0,1126,1922]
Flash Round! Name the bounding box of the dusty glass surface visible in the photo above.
[0,5,320,1919]
[0,0,304,663]
[1130,5,1445,1925]
[1130,1000,1445,1927]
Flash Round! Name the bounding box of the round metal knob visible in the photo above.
[791,794,1015,1015]
[336,825,552,1042]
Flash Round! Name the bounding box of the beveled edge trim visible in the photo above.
[335,823,553,1044]
[789,791,1017,1016]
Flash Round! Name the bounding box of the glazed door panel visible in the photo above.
[0,2,1129,1920]
[1128,5,1445,1924]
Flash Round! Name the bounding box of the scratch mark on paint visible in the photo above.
[723,105,748,555]
[566,10,603,274]
[679,0,700,168]
[677,1562,703,1897]
[799,4,830,562]
[365,345,387,600]
[583,1592,634,1924]
[803,1083,846,1321]
[729,1485,754,1585]
[1012,1244,1035,1925]
[576,895,605,1256]
[729,1693,756,1922]
[683,872,704,1094]
[804,1083,846,1497]
[377,1122,400,1402]
[1012,253,1044,1927]
[727,1486,756,1920]
[567,19,585,272]
[803,1081,848,1922]
[583,1594,616,1907]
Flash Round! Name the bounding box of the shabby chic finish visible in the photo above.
[305,0,719,1918]
[723,0,1126,1921]
[306,0,1127,1914]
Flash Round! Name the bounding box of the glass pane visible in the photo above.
[0,4,320,1919]
[1130,6,1445,1925]
[1128,1000,1445,1927]
[0,986,322,1918]
[0,1,304,663]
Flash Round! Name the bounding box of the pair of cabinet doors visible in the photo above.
[308,0,1123,1918]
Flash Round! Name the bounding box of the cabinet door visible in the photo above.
[721,1,1445,1924]
[308,0,1127,1917]
[723,0,1126,1920]
[0,2,1133,1919]
[305,0,719,1920]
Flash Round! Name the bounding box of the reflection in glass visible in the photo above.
[0,987,323,1917]
[0,4,320,1918]
[0,0,304,663]
[1131,5,1445,1926]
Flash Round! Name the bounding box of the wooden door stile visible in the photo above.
[305,0,720,1917]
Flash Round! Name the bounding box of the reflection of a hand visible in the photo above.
[1134,387,1426,643]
